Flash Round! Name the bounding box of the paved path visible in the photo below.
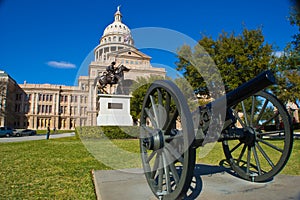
[0,132,75,143]
[92,165,300,200]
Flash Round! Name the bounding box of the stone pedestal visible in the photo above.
[97,94,133,126]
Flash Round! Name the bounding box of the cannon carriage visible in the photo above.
[139,70,293,199]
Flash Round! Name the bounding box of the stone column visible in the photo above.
[34,93,39,115]
[56,93,60,115]
[29,116,33,129]
[52,94,56,115]
[33,116,37,129]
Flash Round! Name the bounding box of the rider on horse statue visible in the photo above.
[96,62,130,94]
[106,61,116,83]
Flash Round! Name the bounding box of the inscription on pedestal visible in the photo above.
[108,103,123,109]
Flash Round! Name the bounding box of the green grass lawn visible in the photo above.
[0,137,107,199]
[0,136,299,199]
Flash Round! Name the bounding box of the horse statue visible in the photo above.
[95,64,130,94]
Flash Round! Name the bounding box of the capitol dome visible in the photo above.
[100,6,133,46]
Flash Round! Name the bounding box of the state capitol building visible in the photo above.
[0,7,166,130]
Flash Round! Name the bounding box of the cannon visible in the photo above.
[139,70,293,199]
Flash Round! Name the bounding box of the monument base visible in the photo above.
[97,94,133,126]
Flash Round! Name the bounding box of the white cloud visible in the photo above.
[47,61,76,69]
[273,51,284,58]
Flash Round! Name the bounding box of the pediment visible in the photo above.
[108,47,151,60]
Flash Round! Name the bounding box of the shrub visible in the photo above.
[76,126,139,139]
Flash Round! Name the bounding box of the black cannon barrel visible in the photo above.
[209,70,276,109]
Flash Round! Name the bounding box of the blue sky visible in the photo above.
[0,0,297,86]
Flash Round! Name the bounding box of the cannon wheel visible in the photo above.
[222,91,293,182]
[140,80,196,200]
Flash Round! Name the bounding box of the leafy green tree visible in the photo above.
[176,27,275,96]
[130,75,165,122]
[273,2,300,106]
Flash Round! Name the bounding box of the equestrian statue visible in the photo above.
[95,62,130,94]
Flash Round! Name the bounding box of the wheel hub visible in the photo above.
[143,129,164,151]
[241,127,256,146]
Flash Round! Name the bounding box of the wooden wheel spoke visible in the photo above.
[163,93,171,130]
[145,108,158,128]
[233,110,246,128]
[241,101,249,126]
[230,141,243,153]
[162,151,171,193]
[252,146,262,175]
[157,88,163,107]
[250,96,255,126]
[255,99,269,126]
[165,92,171,114]
[246,147,251,174]
[150,95,160,127]
[147,151,157,163]
[237,144,247,165]
[151,153,160,179]
[157,155,164,191]
[165,110,179,133]
[169,162,180,184]
[165,143,184,163]
[141,124,155,137]
[165,131,183,143]
[260,112,280,127]
[256,142,275,168]
[257,138,284,153]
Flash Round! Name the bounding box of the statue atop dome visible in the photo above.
[114,5,122,22]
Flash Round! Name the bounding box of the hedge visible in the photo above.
[76,126,139,139]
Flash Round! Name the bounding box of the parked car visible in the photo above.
[14,129,36,137]
[12,129,24,137]
[12,129,21,137]
[0,127,13,137]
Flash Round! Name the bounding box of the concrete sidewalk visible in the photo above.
[92,164,300,200]
[0,132,75,143]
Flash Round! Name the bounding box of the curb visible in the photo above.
[91,169,102,200]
